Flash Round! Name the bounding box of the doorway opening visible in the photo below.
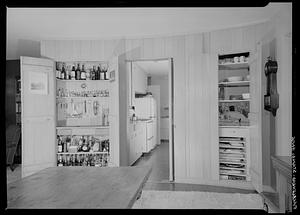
[129,58,174,182]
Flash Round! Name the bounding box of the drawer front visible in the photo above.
[146,122,153,138]
[219,127,249,137]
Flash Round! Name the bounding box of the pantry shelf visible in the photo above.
[56,79,110,82]
[218,50,251,183]
[57,152,109,155]
[219,99,250,103]
[56,126,109,129]
[218,62,249,70]
[218,81,250,86]
[219,172,247,177]
[219,160,246,165]
[219,145,245,149]
[220,166,246,171]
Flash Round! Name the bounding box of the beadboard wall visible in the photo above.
[40,19,291,184]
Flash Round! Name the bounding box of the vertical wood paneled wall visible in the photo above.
[41,21,269,183]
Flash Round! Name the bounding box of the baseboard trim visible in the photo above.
[175,178,255,190]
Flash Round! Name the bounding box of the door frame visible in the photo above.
[126,57,175,181]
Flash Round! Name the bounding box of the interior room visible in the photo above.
[5,3,294,212]
[130,59,170,182]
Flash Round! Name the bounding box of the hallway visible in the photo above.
[133,140,169,182]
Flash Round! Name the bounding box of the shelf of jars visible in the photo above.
[55,60,112,167]
[218,62,249,70]
[57,153,109,167]
[55,61,110,81]
[56,126,109,129]
[218,53,250,70]
[56,135,110,167]
[219,99,250,103]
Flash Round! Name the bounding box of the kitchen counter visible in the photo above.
[7,166,152,209]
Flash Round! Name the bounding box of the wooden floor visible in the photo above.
[133,140,169,182]
[133,140,257,194]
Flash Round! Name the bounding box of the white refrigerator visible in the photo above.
[134,96,156,119]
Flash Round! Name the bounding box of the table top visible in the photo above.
[7,166,152,209]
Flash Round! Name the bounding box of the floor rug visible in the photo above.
[132,190,264,209]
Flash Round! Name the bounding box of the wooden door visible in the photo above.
[186,53,219,181]
[108,56,120,167]
[249,43,263,192]
[168,58,175,181]
[21,56,56,178]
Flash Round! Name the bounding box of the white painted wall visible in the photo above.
[6,4,286,60]
[132,63,147,94]
[20,3,292,183]
[150,75,169,117]
[265,5,292,156]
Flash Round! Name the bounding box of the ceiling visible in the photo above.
[6,3,290,59]
[134,60,169,77]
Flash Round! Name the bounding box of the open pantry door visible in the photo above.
[248,43,263,192]
[108,56,120,167]
[21,56,56,178]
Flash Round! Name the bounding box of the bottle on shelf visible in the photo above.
[96,66,101,80]
[61,137,66,152]
[91,66,96,80]
[81,136,90,152]
[61,63,66,80]
[80,64,86,80]
[71,65,76,80]
[88,136,93,152]
[82,155,87,166]
[56,62,62,79]
[100,64,105,80]
[103,64,109,80]
[66,64,70,80]
[57,155,64,166]
[65,154,69,166]
[90,155,95,166]
[76,63,81,80]
[86,68,91,80]
[65,136,71,152]
[75,154,80,166]
[68,155,72,166]
[57,136,63,153]
[94,155,99,167]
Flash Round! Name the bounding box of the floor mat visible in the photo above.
[132,190,264,209]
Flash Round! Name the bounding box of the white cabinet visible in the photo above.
[128,121,143,165]
[135,123,144,159]
[21,56,120,177]
[152,118,157,148]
